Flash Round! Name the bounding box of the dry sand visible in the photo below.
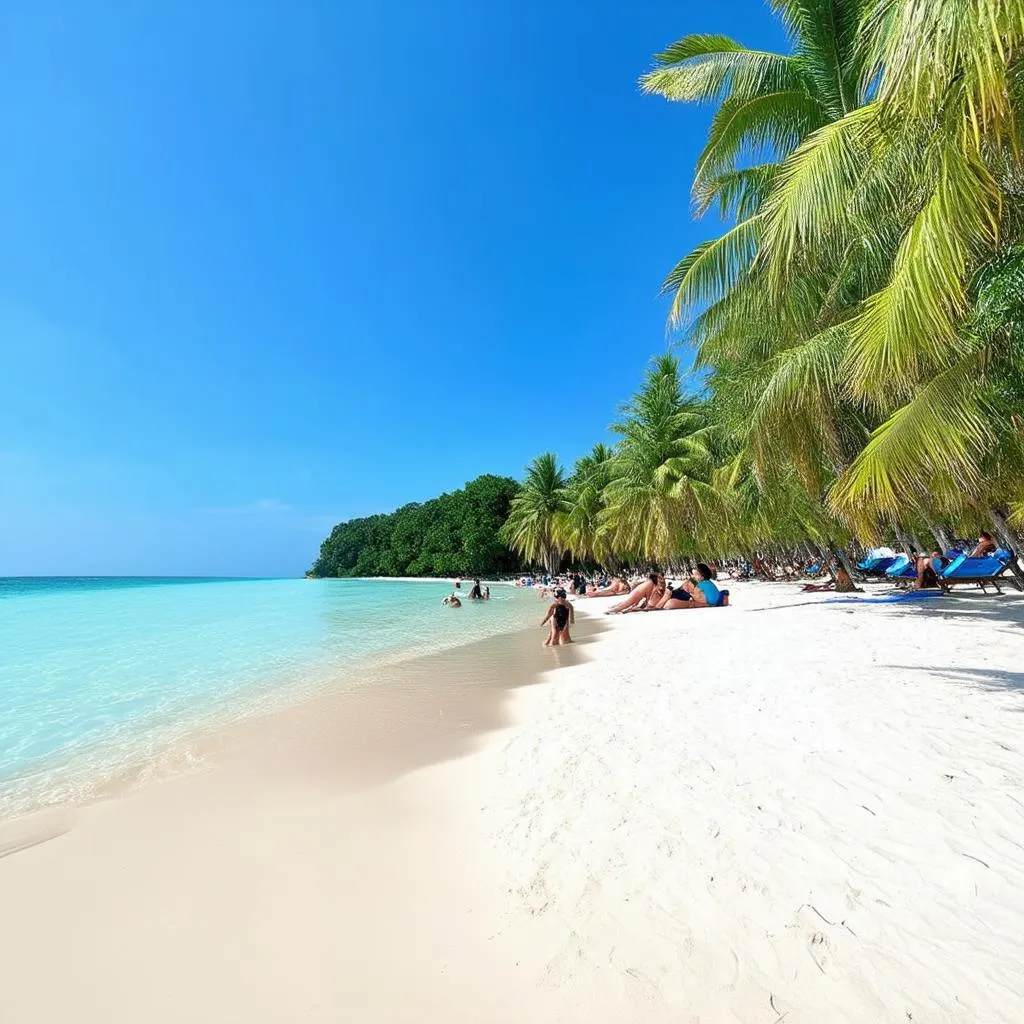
[2,581,1023,1022]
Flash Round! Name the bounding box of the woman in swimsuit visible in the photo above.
[606,573,666,614]
[541,588,575,646]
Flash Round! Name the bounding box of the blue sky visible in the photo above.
[1,0,785,576]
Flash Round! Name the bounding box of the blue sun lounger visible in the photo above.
[939,549,1023,593]
[884,555,916,580]
[857,555,897,575]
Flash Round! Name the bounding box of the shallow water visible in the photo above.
[0,577,538,812]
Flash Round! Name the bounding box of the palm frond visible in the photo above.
[760,101,882,271]
[829,351,995,521]
[844,142,1001,403]
[640,34,799,103]
[662,216,762,327]
[693,90,824,194]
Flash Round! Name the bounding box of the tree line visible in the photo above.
[502,0,1024,579]
[310,475,525,578]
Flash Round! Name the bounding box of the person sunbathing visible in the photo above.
[606,573,664,613]
[649,579,697,609]
[969,532,998,558]
[646,564,728,609]
[586,576,629,597]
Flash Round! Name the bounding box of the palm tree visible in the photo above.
[601,355,722,563]
[645,0,1024,547]
[500,453,569,574]
[752,0,1024,531]
[562,443,616,565]
[640,0,870,326]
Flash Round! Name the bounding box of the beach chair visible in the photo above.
[856,555,897,576]
[939,549,1023,594]
[884,555,916,580]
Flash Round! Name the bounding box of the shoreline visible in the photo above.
[0,599,603,1024]
[2,581,1023,1020]
[0,579,538,820]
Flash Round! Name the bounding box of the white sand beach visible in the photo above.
[2,581,1023,1022]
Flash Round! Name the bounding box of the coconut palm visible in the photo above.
[640,0,871,326]
[646,0,1024,545]
[561,443,616,565]
[500,453,569,574]
[752,1,1024,530]
[601,355,723,562]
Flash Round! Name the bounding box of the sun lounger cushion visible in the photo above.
[940,550,1011,580]
[885,555,916,578]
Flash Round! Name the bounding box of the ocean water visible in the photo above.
[0,577,538,813]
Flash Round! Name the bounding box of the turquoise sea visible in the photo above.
[0,577,537,814]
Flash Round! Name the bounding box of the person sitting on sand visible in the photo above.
[647,579,692,610]
[647,564,729,609]
[606,573,665,614]
[688,564,722,606]
[442,593,462,607]
[970,531,998,558]
[540,588,575,646]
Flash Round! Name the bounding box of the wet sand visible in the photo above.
[0,612,602,1023]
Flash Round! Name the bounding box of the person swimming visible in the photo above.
[442,592,462,607]
[469,578,483,600]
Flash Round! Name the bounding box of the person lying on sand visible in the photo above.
[606,573,666,614]
[540,588,575,646]
[585,576,629,597]
[649,579,697,609]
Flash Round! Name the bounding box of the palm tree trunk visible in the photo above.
[893,523,914,556]
[989,508,1024,582]
[927,520,953,552]
[828,540,859,593]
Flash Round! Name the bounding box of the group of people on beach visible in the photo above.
[600,563,726,613]
[531,562,728,647]
[725,530,1004,594]
[442,578,490,608]
[907,532,999,591]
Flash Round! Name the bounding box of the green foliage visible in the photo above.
[638,0,1024,545]
[499,453,570,574]
[316,2,1024,572]
[309,475,523,578]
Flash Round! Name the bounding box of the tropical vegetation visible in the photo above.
[310,475,524,578]
[315,0,1024,582]
[501,0,1024,578]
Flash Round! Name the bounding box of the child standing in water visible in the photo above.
[540,588,575,646]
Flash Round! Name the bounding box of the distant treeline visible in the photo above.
[309,475,525,578]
